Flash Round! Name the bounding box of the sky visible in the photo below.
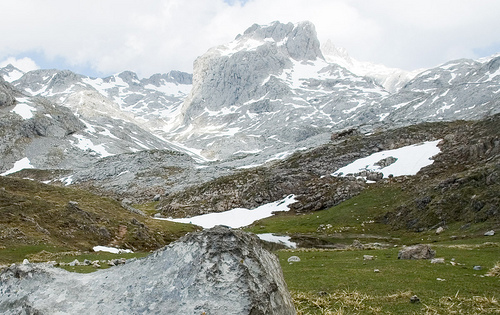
[1,0,499,78]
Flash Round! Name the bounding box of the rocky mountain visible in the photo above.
[0,64,25,83]
[171,21,499,161]
[321,39,421,93]
[157,114,499,232]
[0,20,499,201]
[168,21,390,160]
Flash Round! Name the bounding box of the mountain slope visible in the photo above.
[0,20,499,202]
[321,39,421,93]
[0,176,196,253]
[169,21,388,160]
[157,114,499,234]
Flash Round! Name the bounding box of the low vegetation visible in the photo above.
[245,178,499,314]
[0,176,197,266]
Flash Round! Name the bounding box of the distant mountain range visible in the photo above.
[1,21,499,200]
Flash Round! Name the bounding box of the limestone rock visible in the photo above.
[0,226,295,315]
[287,256,301,263]
[398,244,436,260]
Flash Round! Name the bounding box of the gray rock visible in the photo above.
[374,156,398,168]
[436,226,445,234]
[68,259,79,267]
[398,244,436,260]
[473,265,482,271]
[287,256,301,263]
[484,230,495,236]
[0,77,17,107]
[351,239,364,250]
[410,295,420,303]
[431,258,445,264]
[0,226,295,314]
[363,255,375,261]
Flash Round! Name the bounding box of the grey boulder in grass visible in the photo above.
[0,226,295,315]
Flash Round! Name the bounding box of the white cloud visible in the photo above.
[0,0,499,77]
[0,57,39,73]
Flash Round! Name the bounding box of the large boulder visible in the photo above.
[0,226,295,314]
[398,244,436,260]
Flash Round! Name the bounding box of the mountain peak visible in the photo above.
[0,64,26,83]
[225,21,324,61]
[242,21,324,61]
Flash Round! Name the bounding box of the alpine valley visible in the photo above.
[0,21,499,251]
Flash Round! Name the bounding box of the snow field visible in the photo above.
[158,195,296,229]
[1,157,34,176]
[332,140,442,178]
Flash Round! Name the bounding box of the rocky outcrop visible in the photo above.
[379,114,500,230]
[0,226,296,315]
[398,244,436,260]
[158,121,446,217]
[0,77,18,107]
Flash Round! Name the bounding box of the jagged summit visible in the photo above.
[236,21,324,61]
[172,21,386,160]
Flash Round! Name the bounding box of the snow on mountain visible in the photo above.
[12,69,192,124]
[382,55,500,124]
[0,20,498,200]
[321,40,422,93]
[170,21,388,161]
[0,64,25,83]
[332,140,442,179]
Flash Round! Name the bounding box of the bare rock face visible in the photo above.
[0,226,296,314]
[0,77,17,107]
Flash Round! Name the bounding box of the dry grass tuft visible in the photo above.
[487,261,500,277]
[292,290,500,314]
[292,290,383,315]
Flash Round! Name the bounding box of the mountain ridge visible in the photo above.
[1,20,499,201]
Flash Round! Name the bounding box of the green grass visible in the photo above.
[0,176,197,259]
[0,244,70,265]
[243,181,500,313]
[278,246,500,314]
[245,184,417,245]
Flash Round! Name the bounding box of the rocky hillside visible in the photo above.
[0,175,196,252]
[158,114,499,232]
[379,114,499,230]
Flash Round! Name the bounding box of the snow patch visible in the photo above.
[257,233,296,248]
[1,157,34,176]
[72,135,114,157]
[332,140,441,178]
[159,195,296,229]
[93,246,133,254]
[12,102,36,119]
